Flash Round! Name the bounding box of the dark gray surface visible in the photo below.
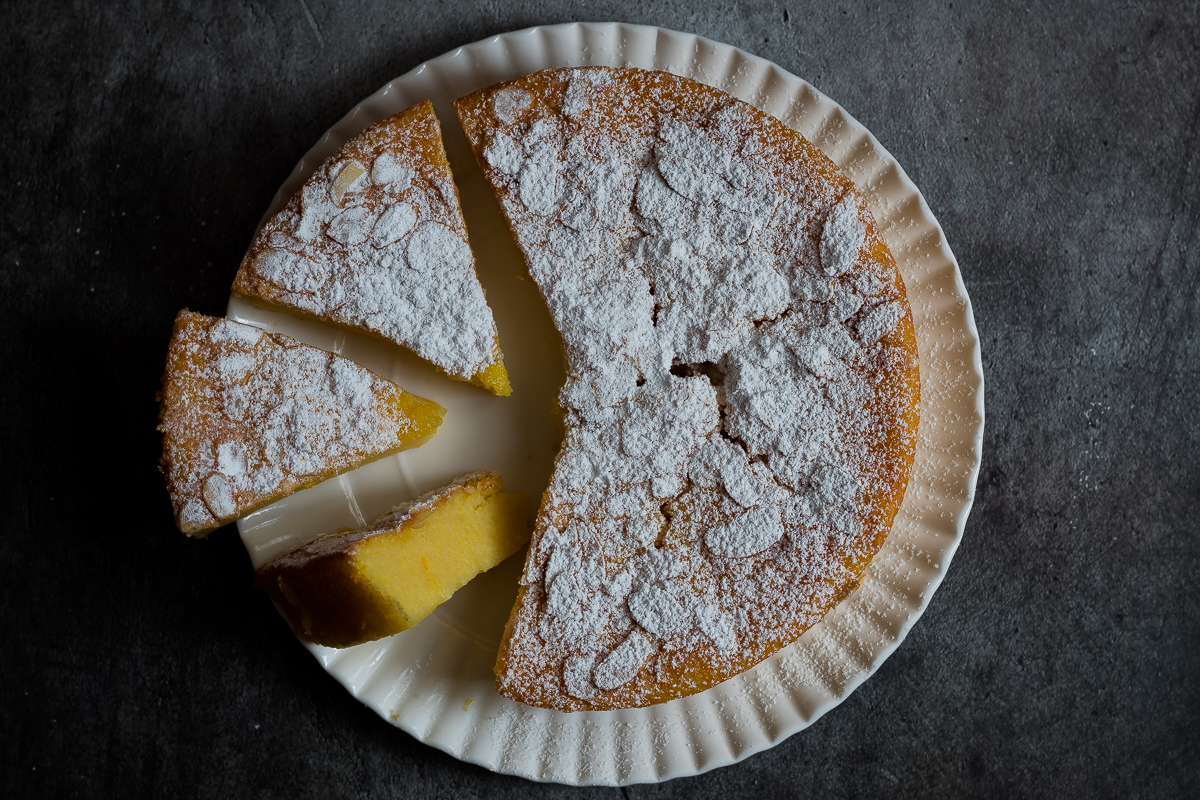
[1,1,1197,797]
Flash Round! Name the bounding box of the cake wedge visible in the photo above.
[158,311,445,537]
[255,472,530,648]
[231,100,511,395]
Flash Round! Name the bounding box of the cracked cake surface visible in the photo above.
[231,100,511,395]
[455,67,920,710]
[158,311,445,537]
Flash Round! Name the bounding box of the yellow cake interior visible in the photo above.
[354,479,527,628]
[469,354,513,396]
[257,472,530,647]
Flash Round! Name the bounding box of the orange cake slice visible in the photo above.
[255,472,530,648]
[455,68,920,710]
[158,311,445,537]
[231,100,511,396]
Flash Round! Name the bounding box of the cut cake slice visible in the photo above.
[231,100,511,396]
[255,472,530,648]
[158,311,445,537]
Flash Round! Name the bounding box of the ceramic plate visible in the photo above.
[230,22,984,785]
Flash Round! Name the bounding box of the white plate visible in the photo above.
[231,22,985,786]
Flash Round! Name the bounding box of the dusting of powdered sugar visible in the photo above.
[456,67,915,708]
[160,312,429,535]
[233,105,500,382]
[819,194,866,277]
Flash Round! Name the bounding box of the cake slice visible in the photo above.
[158,311,445,537]
[255,472,530,648]
[231,100,511,396]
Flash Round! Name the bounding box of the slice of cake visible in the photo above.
[231,100,511,396]
[255,472,530,648]
[158,311,445,537]
[455,68,920,710]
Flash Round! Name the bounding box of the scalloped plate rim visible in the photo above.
[234,21,985,786]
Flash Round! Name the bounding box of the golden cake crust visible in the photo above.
[455,68,920,710]
[158,310,444,537]
[231,101,511,395]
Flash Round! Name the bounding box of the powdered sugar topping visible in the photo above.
[235,106,501,382]
[161,314,435,534]
[458,68,916,707]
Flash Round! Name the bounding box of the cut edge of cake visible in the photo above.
[255,471,531,648]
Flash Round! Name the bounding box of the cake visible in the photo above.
[158,311,445,537]
[256,472,530,648]
[231,100,511,396]
[455,68,921,710]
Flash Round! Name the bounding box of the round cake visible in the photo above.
[454,67,921,711]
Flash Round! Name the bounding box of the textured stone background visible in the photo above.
[1,1,1197,797]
